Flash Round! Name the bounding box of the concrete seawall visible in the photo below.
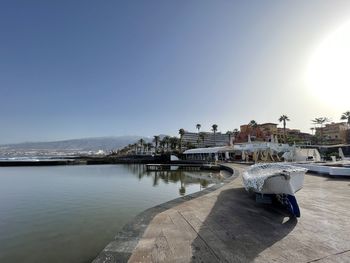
[92,164,237,263]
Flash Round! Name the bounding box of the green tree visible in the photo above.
[341,111,350,126]
[248,120,258,140]
[312,117,330,144]
[146,143,153,153]
[163,136,170,152]
[233,128,239,142]
[169,137,179,151]
[279,115,290,143]
[211,124,218,146]
[286,135,301,145]
[159,140,165,152]
[153,135,160,153]
[249,120,257,128]
[138,138,145,154]
[178,128,185,152]
[196,124,201,146]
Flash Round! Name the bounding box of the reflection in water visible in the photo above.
[0,164,218,263]
[124,164,216,196]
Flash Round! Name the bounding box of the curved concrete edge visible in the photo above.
[92,164,239,263]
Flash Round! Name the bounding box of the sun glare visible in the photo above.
[307,21,350,108]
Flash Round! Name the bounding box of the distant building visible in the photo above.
[259,123,278,135]
[277,128,313,144]
[315,122,348,144]
[182,131,230,148]
[347,130,350,144]
[236,123,278,142]
[235,122,313,144]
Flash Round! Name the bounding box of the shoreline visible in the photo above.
[92,164,237,263]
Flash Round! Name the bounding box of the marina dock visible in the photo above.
[94,163,350,263]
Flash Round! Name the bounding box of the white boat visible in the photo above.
[293,161,350,177]
[283,146,350,176]
[242,163,307,217]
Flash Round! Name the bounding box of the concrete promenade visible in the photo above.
[127,163,350,262]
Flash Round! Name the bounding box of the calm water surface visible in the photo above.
[0,164,217,263]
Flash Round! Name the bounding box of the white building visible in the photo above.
[182,131,230,148]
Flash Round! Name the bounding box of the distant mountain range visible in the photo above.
[0,136,152,152]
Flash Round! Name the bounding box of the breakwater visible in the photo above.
[0,154,170,167]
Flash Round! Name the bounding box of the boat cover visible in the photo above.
[242,163,307,192]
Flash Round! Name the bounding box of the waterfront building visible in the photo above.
[235,122,313,144]
[181,131,230,148]
[315,122,348,144]
[259,123,278,135]
[236,123,278,142]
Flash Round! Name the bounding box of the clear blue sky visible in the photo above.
[1,1,350,144]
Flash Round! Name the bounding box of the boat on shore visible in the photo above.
[282,146,350,177]
[293,161,350,177]
[242,163,307,217]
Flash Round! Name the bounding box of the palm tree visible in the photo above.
[233,128,239,142]
[138,138,145,154]
[196,124,201,146]
[178,128,185,152]
[249,120,257,128]
[341,111,350,127]
[278,115,290,143]
[159,140,165,152]
[163,136,170,152]
[226,131,233,146]
[211,124,218,146]
[153,135,160,153]
[312,117,330,144]
[169,137,179,151]
[146,143,153,153]
[248,120,258,140]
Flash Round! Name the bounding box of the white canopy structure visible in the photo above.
[183,142,294,162]
[183,146,234,161]
[233,142,291,153]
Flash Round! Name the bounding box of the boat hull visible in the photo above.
[256,171,305,196]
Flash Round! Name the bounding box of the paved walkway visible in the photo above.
[127,164,350,263]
